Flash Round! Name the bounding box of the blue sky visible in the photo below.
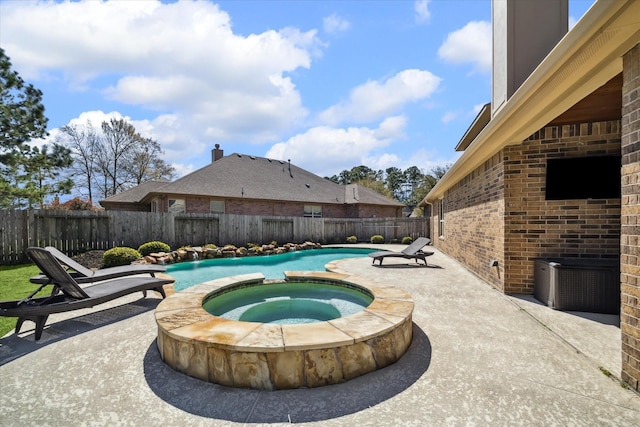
[1,0,596,185]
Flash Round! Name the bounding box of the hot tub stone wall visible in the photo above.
[155,272,414,390]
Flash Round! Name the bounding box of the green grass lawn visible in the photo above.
[0,264,52,338]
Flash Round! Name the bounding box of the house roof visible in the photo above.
[99,181,168,204]
[422,0,640,204]
[101,153,403,207]
[455,102,491,152]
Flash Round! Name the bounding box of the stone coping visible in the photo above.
[155,271,413,353]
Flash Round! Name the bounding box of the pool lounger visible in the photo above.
[368,237,434,266]
[0,247,173,341]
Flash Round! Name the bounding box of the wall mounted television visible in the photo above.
[545,155,621,200]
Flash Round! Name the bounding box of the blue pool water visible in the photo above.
[202,281,373,324]
[168,248,374,291]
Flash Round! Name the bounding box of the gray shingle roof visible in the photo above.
[102,153,403,207]
[100,181,168,204]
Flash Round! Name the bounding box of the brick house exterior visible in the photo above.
[621,43,640,391]
[100,148,404,219]
[421,1,640,390]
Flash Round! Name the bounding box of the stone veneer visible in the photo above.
[155,271,413,390]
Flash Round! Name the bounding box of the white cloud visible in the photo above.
[323,13,351,34]
[0,0,320,144]
[414,0,431,24]
[319,69,440,125]
[441,111,458,124]
[265,116,407,177]
[438,21,492,74]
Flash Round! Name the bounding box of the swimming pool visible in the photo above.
[167,248,374,291]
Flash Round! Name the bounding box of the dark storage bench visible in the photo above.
[533,258,620,314]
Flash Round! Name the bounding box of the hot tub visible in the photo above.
[155,271,414,390]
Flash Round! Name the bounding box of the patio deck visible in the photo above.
[0,245,638,426]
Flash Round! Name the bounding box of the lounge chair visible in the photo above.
[0,247,173,341]
[30,246,166,285]
[368,237,434,266]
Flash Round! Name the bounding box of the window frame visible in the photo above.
[210,200,225,214]
[303,204,322,218]
[438,199,445,238]
[168,198,185,214]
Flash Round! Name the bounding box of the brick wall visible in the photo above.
[433,152,506,291]
[504,121,621,294]
[433,120,621,294]
[621,43,640,392]
[179,196,399,218]
[186,197,210,213]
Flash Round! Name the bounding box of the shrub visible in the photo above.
[138,241,171,257]
[103,247,141,267]
[370,235,385,244]
[346,235,357,244]
[401,236,413,245]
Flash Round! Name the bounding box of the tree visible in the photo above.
[58,119,174,202]
[122,137,175,185]
[1,48,73,208]
[46,196,99,211]
[23,144,74,208]
[411,164,451,214]
[60,118,174,200]
[0,48,48,162]
[384,167,404,201]
[94,118,142,198]
[403,166,426,207]
[329,165,382,185]
[356,177,394,199]
[57,120,100,204]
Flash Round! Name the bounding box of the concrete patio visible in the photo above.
[1,245,638,426]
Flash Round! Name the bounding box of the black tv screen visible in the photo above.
[545,155,621,200]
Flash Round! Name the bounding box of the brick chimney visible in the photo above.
[492,0,568,117]
[212,144,223,162]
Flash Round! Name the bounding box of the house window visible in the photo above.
[150,199,158,213]
[168,198,185,214]
[210,200,225,214]
[438,199,445,238]
[304,205,322,218]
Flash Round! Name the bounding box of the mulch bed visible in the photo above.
[72,250,105,270]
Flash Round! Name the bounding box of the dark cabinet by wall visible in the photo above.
[534,258,620,314]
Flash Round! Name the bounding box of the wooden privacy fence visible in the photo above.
[0,210,429,265]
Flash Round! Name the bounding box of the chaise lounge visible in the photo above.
[30,246,166,285]
[0,247,173,341]
[368,237,434,266]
